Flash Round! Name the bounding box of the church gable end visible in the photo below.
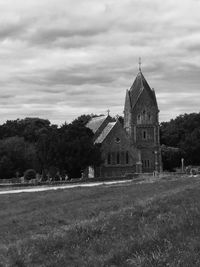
[94,120,138,177]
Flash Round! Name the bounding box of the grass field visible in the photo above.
[1,176,200,266]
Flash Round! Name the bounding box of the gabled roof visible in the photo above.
[94,122,116,144]
[129,71,158,109]
[86,115,107,133]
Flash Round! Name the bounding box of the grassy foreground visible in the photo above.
[1,176,200,266]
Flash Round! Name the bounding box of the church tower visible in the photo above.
[124,60,161,173]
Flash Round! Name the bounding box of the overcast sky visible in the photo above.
[0,0,199,125]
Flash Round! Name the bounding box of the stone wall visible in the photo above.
[95,165,136,178]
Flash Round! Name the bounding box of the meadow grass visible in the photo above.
[1,176,200,266]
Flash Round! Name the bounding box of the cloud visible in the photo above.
[28,24,110,47]
[0,22,25,40]
[0,0,199,124]
[14,67,115,86]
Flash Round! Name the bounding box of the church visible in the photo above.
[86,64,162,178]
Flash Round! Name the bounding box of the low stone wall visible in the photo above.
[0,172,188,189]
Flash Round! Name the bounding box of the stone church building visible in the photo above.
[86,67,161,178]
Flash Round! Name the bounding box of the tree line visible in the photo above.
[0,112,199,179]
[0,115,102,180]
[160,113,200,171]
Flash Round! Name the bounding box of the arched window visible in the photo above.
[126,151,129,164]
[117,152,120,164]
[121,151,125,164]
[112,152,115,165]
[107,153,111,165]
[142,130,147,140]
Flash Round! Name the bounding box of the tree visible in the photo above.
[71,114,93,126]
[0,115,102,179]
[161,145,184,171]
[0,136,37,179]
[59,123,102,178]
[36,126,60,174]
[0,118,52,142]
[160,112,200,166]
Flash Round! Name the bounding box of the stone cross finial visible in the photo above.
[139,57,142,72]
[106,109,110,116]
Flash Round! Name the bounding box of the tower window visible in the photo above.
[107,153,111,165]
[117,152,120,164]
[126,151,129,164]
[112,152,115,165]
[121,151,125,165]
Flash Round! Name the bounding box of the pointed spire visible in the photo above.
[129,64,158,110]
[139,57,142,72]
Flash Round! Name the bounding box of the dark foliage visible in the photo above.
[59,123,102,178]
[161,145,184,171]
[160,113,200,166]
[0,116,102,179]
[0,118,51,142]
[0,137,37,179]
[24,169,37,181]
[117,116,124,126]
[71,114,93,126]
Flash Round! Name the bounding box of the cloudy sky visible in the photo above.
[0,0,199,125]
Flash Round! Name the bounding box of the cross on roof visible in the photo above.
[106,109,110,116]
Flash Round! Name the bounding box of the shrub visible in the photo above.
[41,170,48,181]
[24,169,36,181]
[48,166,59,181]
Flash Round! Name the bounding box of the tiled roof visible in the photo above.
[86,115,107,133]
[95,122,116,144]
[129,71,158,108]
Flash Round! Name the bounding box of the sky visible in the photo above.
[0,0,199,125]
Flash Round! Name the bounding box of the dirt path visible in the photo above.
[0,179,133,195]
